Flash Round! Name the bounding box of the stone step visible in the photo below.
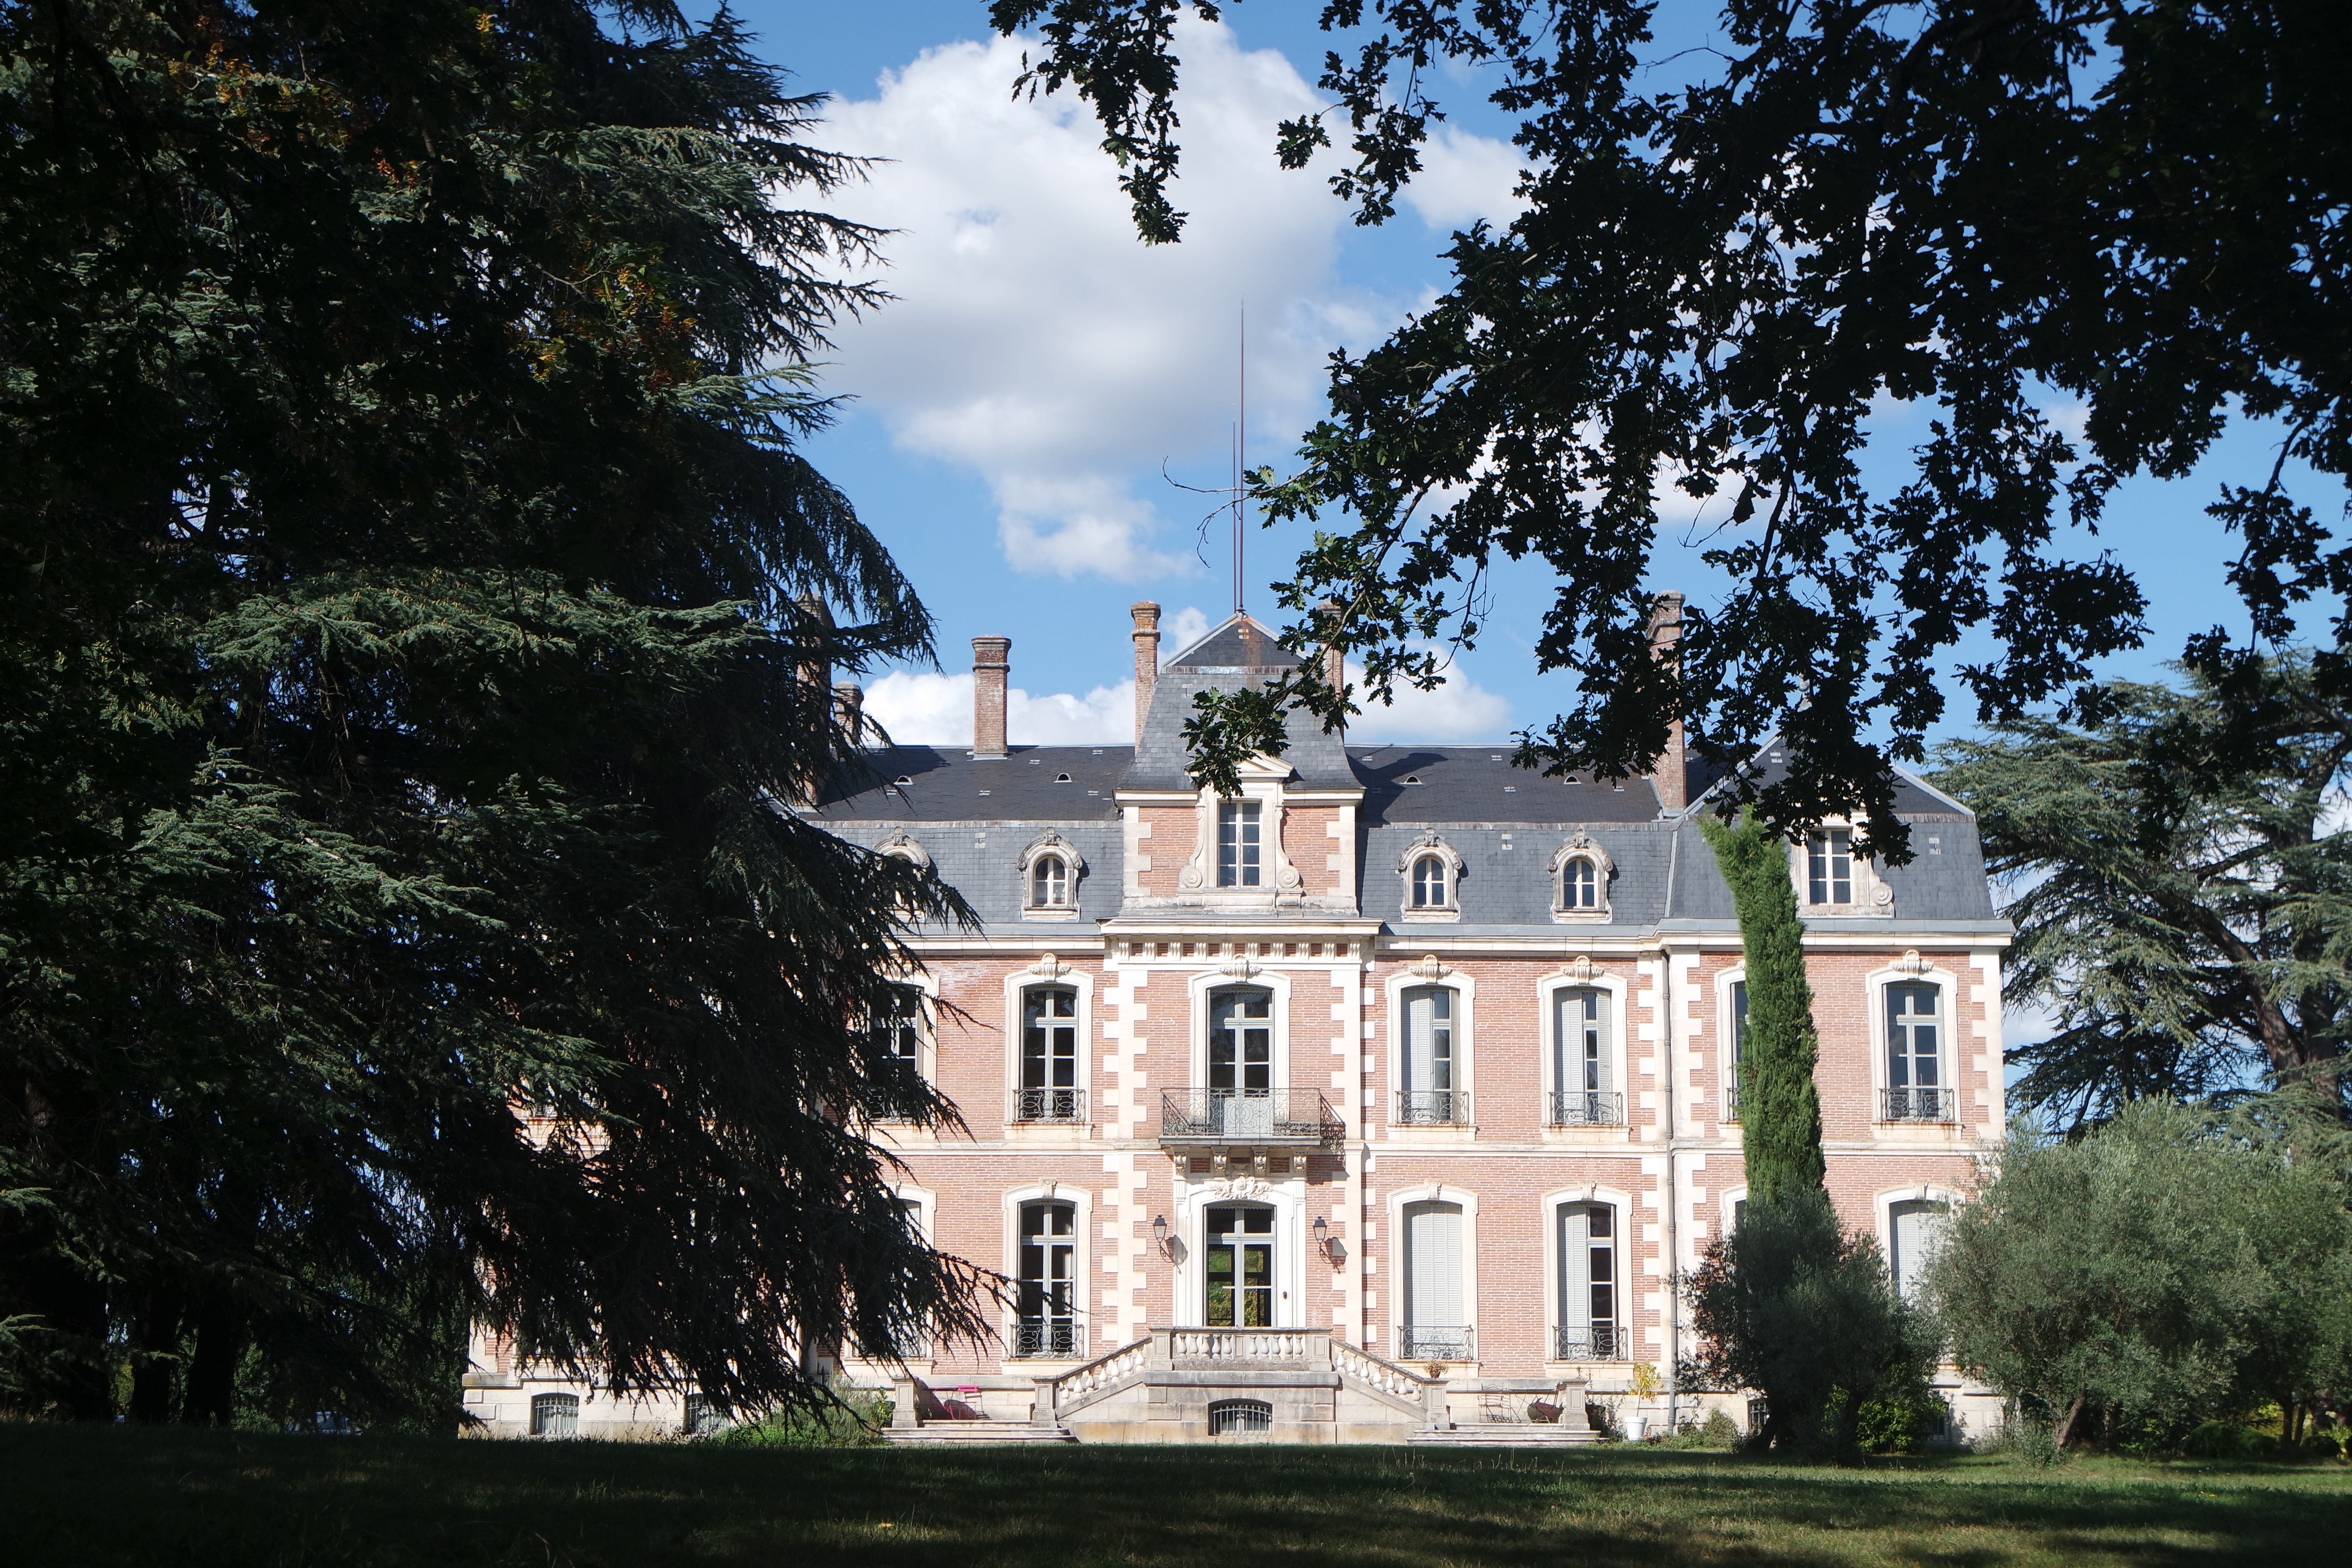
[1409,1423,1596,1447]
[884,1421,1077,1446]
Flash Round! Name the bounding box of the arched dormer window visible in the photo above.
[1397,831,1464,921]
[874,829,932,870]
[1018,832,1085,921]
[1549,832,1614,922]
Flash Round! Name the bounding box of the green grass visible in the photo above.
[3,1424,2346,1566]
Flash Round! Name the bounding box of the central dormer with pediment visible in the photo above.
[1115,613,1363,916]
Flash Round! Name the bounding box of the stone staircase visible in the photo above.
[884,1418,1075,1446]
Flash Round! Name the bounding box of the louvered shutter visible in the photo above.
[1558,1205,1592,1331]
[1404,1201,1463,1327]
[1403,990,1432,1093]
[1589,992,1614,1092]
[1889,1200,1951,1298]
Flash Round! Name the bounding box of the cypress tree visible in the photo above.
[0,2,986,1425]
[1700,810,1828,1207]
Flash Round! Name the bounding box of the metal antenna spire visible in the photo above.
[1234,302,1246,617]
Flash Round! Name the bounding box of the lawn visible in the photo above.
[2,1425,2344,1567]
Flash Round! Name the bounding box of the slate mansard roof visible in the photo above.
[807,614,2002,933]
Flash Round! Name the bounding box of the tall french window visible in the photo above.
[1556,1203,1618,1360]
[1807,828,1853,903]
[1551,986,1615,1124]
[1216,800,1262,886]
[1886,983,1942,1118]
[1017,1200,1078,1356]
[1400,1200,1467,1360]
[1020,986,1079,1121]
[1399,985,1456,1124]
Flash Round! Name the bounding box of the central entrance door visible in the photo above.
[1203,1204,1274,1326]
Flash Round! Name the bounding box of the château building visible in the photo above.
[464,600,2009,1443]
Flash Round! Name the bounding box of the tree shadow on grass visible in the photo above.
[3,1428,2345,1568]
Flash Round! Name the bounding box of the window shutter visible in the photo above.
[1558,1205,1592,1329]
[1405,1201,1463,1327]
[1403,990,1432,1092]
[1590,992,1614,1092]
[1889,1200,1951,1298]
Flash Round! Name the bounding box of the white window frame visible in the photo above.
[1386,1183,1479,1366]
[1712,965,1748,1125]
[1549,832,1615,922]
[1540,1184,1635,1366]
[1172,1179,1308,1331]
[1175,769,1306,900]
[1790,821,1893,916]
[1539,970,1629,1127]
[1396,832,1464,922]
[1017,832,1086,921]
[1382,962,1477,1132]
[1002,965,1093,1133]
[870,972,938,1124]
[1186,967,1293,1093]
[1003,1182,1093,1359]
[1863,962,1958,1125]
[1875,1183,1957,1301]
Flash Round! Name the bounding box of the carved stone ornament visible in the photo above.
[1565,955,1598,982]
[1221,955,1262,980]
[875,829,932,870]
[1031,952,1070,980]
[1414,953,1450,982]
[1395,828,1466,877]
[1871,882,1896,910]
[1893,949,1934,977]
[1020,829,1086,878]
[1209,1177,1271,1199]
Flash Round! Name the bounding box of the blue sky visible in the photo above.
[724,2,2328,753]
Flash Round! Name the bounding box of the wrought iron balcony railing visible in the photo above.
[1392,1089,1470,1127]
[1010,1087,1087,1124]
[1553,1324,1624,1361]
[1547,1090,1626,1127]
[1396,1324,1475,1362]
[1159,1088,1344,1147]
[1721,1081,1741,1122]
[1011,1320,1082,1359]
[1880,1086,1956,1124]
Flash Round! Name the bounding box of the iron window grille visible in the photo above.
[1208,1399,1272,1435]
[1010,1087,1087,1123]
[1397,1325,1475,1362]
[1880,1086,1956,1122]
[530,1393,578,1438]
[1393,1089,1470,1126]
[1553,1325,1623,1361]
[1547,1090,1625,1127]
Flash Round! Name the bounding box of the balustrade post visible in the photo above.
[1031,1376,1059,1428]
[891,1374,920,1429]
[1556,1374,1591,1432]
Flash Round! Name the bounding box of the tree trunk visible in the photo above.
[126,1289,184,1424]
[184,1299,247,1428]
[2051,1384,2088,1451]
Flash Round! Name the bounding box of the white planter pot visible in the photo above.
[1624,1414,1648,1441]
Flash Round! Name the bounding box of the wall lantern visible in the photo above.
[1152,1214,1171,1257]
[1313,1215,1331,1256]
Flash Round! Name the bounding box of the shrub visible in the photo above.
[2183,1421,2279,1461]
[704,1388,888,1449]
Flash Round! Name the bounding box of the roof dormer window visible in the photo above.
[1019,832,1084,920]
[1398,832,1464,921]
[1550,833,1615,922]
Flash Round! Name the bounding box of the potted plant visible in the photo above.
[1625,1362,1666,1441]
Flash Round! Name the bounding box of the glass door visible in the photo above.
[1208,989,1273,1135]
[1203,1204,1274,1326]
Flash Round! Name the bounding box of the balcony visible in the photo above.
[1547,1090,1626,1128]
[1159,1088,1344,1153]
[1396,1324,1475,1362]
[1010,1087,1087,1125]
[1880,1086,1956,1124]
[1010,1321,1083,1359]
[1392,1089,1471,1127]
[1721,1082,1741,1122]
[1553,1324,1624,1361]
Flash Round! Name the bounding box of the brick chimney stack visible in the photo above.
[833,682,864,746]
[1648,591,1687,812]
[1317,600,1346,728]
[972,635,1011,759]
[1130,601,1161,745]
[795,593,833,700]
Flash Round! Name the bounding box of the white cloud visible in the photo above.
[818,24,1379,581]
[1345,655,1513,741]
[1163,604,1213,655]
[862,670,1137,746]
[1401,124,1528,234]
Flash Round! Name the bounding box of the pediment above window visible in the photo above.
[875,829,932,870]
